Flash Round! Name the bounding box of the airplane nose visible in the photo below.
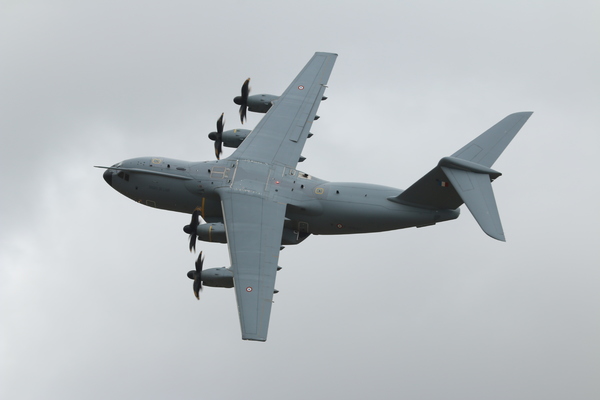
[103,169,113,186]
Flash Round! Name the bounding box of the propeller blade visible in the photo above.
[239,104,246,125]
[237,78,250,124]
[214,113,224,160]
[216,112,224,134]
[195,250,204,273]
[193,279,202,300]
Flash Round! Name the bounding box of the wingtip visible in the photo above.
[511,111,534,118]
[315,51,338,57]
[242,336,267,342]
[486,230,506,242]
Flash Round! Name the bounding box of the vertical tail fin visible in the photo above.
[393,112,533,240]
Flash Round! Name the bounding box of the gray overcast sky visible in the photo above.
[1,1,599,399]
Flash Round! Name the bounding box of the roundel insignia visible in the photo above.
[315,188,325,195]
[246,287,253,292]
[337,224,343,229]
[298,85,304,90]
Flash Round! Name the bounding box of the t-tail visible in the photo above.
[392,112,533,241]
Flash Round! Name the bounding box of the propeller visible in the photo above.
[207,113,224,160]
[186,251,204,300]
[183,210,200,252]
[233,78,250,124]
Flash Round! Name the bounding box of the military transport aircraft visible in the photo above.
[97,52,532,341]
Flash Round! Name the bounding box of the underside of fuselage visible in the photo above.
[104,159,460,240]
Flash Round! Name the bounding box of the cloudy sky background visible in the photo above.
[1,1,599,399]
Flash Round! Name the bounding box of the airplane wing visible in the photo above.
[217,52,337,341]
[218,188,286,341]
[228,52,337,168]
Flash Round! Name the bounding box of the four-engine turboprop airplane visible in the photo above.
[97,52,532,341]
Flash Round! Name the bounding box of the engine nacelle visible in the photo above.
[233,94,279,114]
[202,267,233,288]
[234,93,326,117]
[197,223,227,243]
[197,223,308,245]
[208,128,251,149]
[221,129,251,148]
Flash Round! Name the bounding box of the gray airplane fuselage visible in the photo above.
[103,156,459,241]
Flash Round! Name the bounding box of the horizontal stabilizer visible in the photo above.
[452,112,533,167]
[441,166,505,241]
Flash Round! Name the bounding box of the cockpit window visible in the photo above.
[116,171,130,181]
